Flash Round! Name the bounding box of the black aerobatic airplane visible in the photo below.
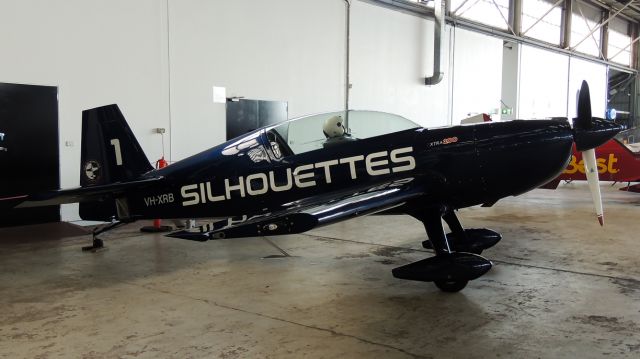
[0,82,622,292]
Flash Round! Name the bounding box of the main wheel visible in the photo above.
[434,280,468,292]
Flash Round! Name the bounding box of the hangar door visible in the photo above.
[0,83,60,227]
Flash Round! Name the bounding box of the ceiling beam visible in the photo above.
[571,0,634,50]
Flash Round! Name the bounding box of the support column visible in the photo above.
[561,0,573,49]
[501,40,520,121]
[632,23,639,129]
[632,23,639,69]
[601,9,610,60]
[508,0,522,36]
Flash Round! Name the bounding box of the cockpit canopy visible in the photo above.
[266,110,419,157]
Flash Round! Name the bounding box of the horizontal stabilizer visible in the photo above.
[165,230,209,242]
[0,195,29,211]
[13,177,163,208]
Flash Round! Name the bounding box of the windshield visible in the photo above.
[265,110,419,157]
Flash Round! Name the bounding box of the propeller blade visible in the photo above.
[576,80,592,130]
[582,148,604,226]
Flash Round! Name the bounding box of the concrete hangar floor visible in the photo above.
[1,183,639,358]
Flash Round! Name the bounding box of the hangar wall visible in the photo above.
[169,0,504,159]
[167,0,347,161]
[0,0,171,221]
[517,44,607,121]
[519,45,570,120]
[568,57,607,118]
[450,28,503,124]
[0,0,504,221]
[348,0,451,127]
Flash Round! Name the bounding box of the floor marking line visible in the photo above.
[125,282,429,359]
[260,237,291,257]
[300,233,640,284]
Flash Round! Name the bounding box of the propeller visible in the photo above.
[575,81,603,226]
[583,148,603,225]
[576,81,592,130]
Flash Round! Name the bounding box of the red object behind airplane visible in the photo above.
[546,139,640,192]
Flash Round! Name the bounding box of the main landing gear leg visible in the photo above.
[422,207,470,292]
[82,220,127,252]
[420,209,463,251]
[392,206,493,292]
[421,209,502,255]
[422,207,452,256]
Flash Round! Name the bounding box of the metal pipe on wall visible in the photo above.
[344,0,351,130]
[425,0,445,85]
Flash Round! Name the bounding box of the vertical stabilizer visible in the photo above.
[80,104,152,187]
[79,104,152,220]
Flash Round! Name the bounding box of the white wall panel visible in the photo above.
[168,0,346,161]
[518,45,569,119]
[349,0,450,128]
[450,28,503,124]
[0,0,170,221]
[568,57,607,118]
[516,46,606,121]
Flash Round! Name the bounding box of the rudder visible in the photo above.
[80,104,152,221]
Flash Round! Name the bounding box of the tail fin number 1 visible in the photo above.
[110,139,123,166]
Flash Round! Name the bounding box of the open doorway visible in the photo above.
[0,82,60,227]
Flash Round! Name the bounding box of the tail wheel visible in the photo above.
[434,280,468,292]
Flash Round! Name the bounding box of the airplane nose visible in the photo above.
[573,118,623,152]
[572,81,623,151]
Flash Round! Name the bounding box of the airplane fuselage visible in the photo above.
[123,119,574,220]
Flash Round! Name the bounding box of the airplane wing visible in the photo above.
[1,177,163,209]
[167,178,423,241]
